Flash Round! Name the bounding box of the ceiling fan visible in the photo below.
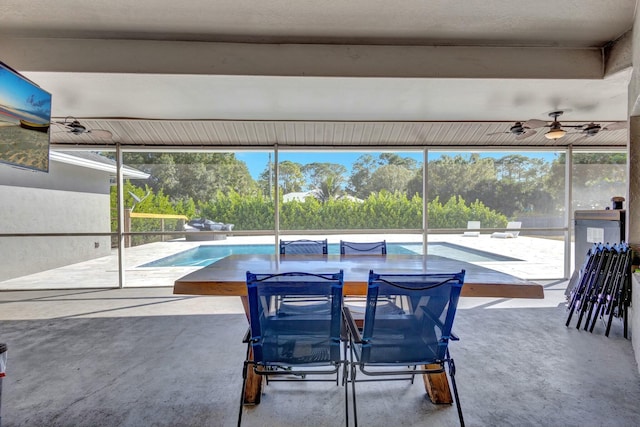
[490,111,627,140]
[521,111,627,140]
[53,117,113,139]
[570,120,628,138]
[487,121,538,140]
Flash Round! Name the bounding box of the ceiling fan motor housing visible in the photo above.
[510,122,525,135]
[582,123,601,136]
[68,121,87,134]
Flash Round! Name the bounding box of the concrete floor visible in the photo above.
[1,281,639,427]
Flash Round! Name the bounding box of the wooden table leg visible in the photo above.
[240,295,263,405]
[241,296,251,322]
[423,364,453,404]
[243,347,263,405]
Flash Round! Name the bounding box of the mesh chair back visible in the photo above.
[340,240,387,255]
[359,270,465,364]
[280,239,328,255]
[246,271,344,365]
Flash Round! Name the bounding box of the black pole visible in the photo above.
[0,342,6,427]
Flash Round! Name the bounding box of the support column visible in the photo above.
[628,116,640,373]
[626,6,640,373]
[629,118,640,247]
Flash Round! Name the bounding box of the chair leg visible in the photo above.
[238,361,250,427]
[348,340,359,427]
[343,343,350,427]
[349,362,358,427]
[344,362,349,427]
[447,357,465,427]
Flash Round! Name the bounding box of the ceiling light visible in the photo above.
[545,128,566,140]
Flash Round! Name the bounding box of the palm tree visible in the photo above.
[311,175,343,202]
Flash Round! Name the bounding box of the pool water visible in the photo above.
[141,242,520,267]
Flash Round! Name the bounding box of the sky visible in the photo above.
[235,150,560,180]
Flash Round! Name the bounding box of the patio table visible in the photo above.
[173,253,543,405]
[173,253,543,299]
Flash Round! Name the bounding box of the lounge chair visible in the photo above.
[463,221,481,237]
[239,271,348,426]
[491,221,521,238]
[183,218,234,241]
[344,269,466,426]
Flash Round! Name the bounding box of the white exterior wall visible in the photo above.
[0,160,113,281]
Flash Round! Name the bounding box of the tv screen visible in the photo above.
[0,61,52,173]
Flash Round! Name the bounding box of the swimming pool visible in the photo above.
[141,242,520,267]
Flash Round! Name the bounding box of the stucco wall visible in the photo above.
[628,5,640,374]
[0,160,113,281]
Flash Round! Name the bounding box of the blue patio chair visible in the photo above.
[279,239,328,255]
[340,240,387,255]
[277,238,330,314]
[343,269,466,427]
[238,270,348,426]
[339,240,389,316]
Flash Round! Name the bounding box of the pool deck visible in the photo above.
[0,233,571,290]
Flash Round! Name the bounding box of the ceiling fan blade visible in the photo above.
[87,129,113,138]
[579,134,593,140]
[601,121,628,131]
[523,119,548,129]
[515,129,537,140]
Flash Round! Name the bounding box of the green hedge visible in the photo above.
[115,185,508,234]
[197,190,507,230]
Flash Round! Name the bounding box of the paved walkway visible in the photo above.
[0,233,571,290]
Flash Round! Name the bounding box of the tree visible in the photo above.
[495,154,549,182]
[311,174,344,202]
[379,152,419,170]
[276,160,305,194]
[424,153,559,217]
[427,154,495,202]
[302,162,347,191]
[257,157,275,197]
[348,154,377,198]
[368,164,414,194]
[488,154,552,215]
[547,152,627,211]
[348,153,420,198]
[406,166,423,197]
[122,152,257,203]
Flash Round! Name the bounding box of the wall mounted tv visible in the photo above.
[0,61,52,173]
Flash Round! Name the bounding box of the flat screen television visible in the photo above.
[0,61,52,173]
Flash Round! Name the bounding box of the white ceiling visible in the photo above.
[1,0,633,46]
[0,0,637,147]
[21,72,633,123]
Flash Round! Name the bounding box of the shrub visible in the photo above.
[113,186,508,234]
